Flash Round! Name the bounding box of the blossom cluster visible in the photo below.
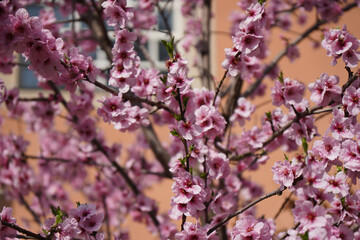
[0,1,360,240]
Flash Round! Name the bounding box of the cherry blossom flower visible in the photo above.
[308,73,341,107]
[292,200,328,233]
[329,109,354,140]
[322,25,360,67]
[0,207,17,239]
[102,0,133,28]
[312,135,340,161]
[178,114,202,141]
[230,97,255,126]
[231,215,271,240]
[314,172,349,197]
[341,139,360,172]
[175,222,208,240]
[272,160,295,188]
[343,86,360,116]
[207,152,230,180]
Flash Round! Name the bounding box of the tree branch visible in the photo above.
[241,2,357,98]
[0,220,48,240]
[207,187,286,235]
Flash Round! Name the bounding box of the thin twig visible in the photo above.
[279,222,301,240]
[231,105,322,161]
[213,70,228,106]
[102,197,112,240]
[155,2,173,38]
[18,97,49,102]
[91,80,175,115]
[274,192,293,220]
[241,2,357,98]
[19,194,41,225]
[207,187,286,235]
[0,220,48,240]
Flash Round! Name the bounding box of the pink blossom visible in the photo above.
[312,135,340,161]
[97,94,125,123]
[272,160,294,188]
[308,73,341,107]
[292,200,328,232]
[79,211,104,232]
[343,86,360,116]
[322,25,360,67]
[230,97,255,126]
[131,68,159,98]
[0,207,17,239]
[286,45,300,62]
[178,114,202,140]
[207,152,230,180]
[231,215,271,240]
[102,0,133,28]
[341,139,360,172]
[175,222,208,240]
[114,29,136,52]
[329,110,354,140]
[314,172,349,197]
[69,203,104,233]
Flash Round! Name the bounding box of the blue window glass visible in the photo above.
[158,9,173,31]
[19,56,38,89]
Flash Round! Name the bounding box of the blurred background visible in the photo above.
[1,0,360,239]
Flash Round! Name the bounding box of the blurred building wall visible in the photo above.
[1,1,360,239]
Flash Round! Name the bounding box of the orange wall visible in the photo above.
[2,1,360,239]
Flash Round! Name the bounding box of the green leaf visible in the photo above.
[200,172,207,180]
[189,167,193,175]
[284,154,289,161]
[42,228,48,236]
[183,96,189,110]
[170,129,181,137]
[189,144,195,153]
[179,157,186,166]
[160,75,167,85]
[337,166,343,173]
[50,206,65,225]
[300,231,309,240]
[76,201,81,207]
[51,206,61,216]
[161,37,175,59]
[301,137,308,156]
[278,71,284,84]
[174,114,182,121]
[55,215,62,225]
[258,0,266,4]
[341,197,346,207]
[265,112,272,121]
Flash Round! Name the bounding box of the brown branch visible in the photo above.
[0,220,48,240]
[18,97,49,102]
[19,194,41,225]
[241,2,357,99]
[279,222,301,240]
[231,105,322,161]
[75,0,173,176]
[135,43,157,68]
[102,197,112,240]
[92,80,176,117]
[274,192,293,220]
[24,154,111,167]
[155,2,173,38]
[212,70,228,106]
[207,187,286,235]
[79,0,113,61]
[223,76,243,133]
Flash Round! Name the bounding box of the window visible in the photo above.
[128,0,183,71]
[19,1,184,88]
